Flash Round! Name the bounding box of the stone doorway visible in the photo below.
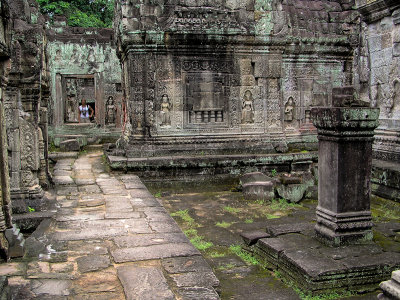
[62,75,96,123]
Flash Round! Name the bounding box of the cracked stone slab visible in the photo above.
[129,190,157,199]
[67,241,109,256]
[55,219,152,233]
[31,279,71,296]
[178,287,219,300]
[75,178,96,186]
[112,243,200,263]
[78,185,102,194]
[53,176,74,185]
[105,211,142,219]
[51,226,150,241]
[56,186,78,196]
[114,233,188,248]
[56,213,104,222]
[101,188,128,195]
[119,175,141,182]
[144,211,173,222]
[53,170,73,176]
[149,220,183,233]
[117,266,174,300]
[78,198,105,207]
[162,256,213,274]
[76,255,111,273]
[130,197,162,208]
[123,181,147,189]
[0,263,25,276]
[73,269,120,294]
[169,271,220,288]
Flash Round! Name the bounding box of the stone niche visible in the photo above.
[111,0,359,159]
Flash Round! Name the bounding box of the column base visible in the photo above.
[315,206,373,247]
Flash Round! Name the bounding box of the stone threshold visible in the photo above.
[241,218,400,296]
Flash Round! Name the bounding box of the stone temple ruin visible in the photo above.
[0,0,398,298]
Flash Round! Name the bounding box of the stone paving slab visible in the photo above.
[112,243,200,263]
[114,233,188,248]
[6,151,219,299]
[117,266,175,300]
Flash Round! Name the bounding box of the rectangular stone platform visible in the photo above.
[243,218,400,296]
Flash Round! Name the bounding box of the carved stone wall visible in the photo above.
[112,0,359,156]
[46,20,123,128]
[0,0,13,259]
[3,0,50,213]
[356,0,400,161]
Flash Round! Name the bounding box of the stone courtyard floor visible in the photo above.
[0,149,399,299]
[0,150,219,299]
[146,182,399,299]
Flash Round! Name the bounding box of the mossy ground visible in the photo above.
[147,182,394,299]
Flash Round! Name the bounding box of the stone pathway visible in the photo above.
[1,151,219,299]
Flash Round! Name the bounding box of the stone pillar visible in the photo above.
[311,87,380,246]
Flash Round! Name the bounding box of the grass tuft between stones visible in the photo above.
[215,221,235,228]
[229,245,259,266]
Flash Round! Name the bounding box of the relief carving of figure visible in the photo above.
[160,94,171,127]
[65,78,78,122]
[106,96,116,125]
[241,90,254,124]
[284,97,295,122]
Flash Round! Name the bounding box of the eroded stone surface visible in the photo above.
[117,266,174,300]
[4,152,218,299]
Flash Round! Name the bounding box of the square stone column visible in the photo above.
[311,87,380,246]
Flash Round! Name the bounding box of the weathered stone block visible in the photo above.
[59,139,80,152]
[243,181,275,201]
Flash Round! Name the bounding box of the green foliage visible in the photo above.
[170,209,196,227]
[183,228,213,251]
[244,218,254,224]
[229,245,259,265]
[190,235,213,251]
[223,206,241,214]
[209,251,226,258]
[215,221,235,228]
[36,0,115,28]
[271,169,278,177]
[265,213,280,219]
[171,210,213,252]
[28,206,36,213]
[216,263,236,270]
[154,192,162,198]
[270,198,301,211]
